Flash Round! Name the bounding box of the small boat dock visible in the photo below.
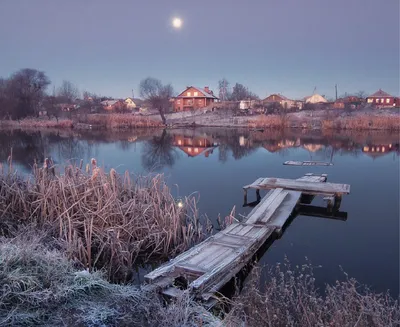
[145,173,350,305]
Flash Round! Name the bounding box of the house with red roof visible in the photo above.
[366,89,398,107]
[263,94,303,110]
[173,86,219,112]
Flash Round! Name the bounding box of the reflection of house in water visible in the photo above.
[262,139,300,153]
[303,143,324,152]
[239,136,253,147]
[362,143,399,159]
[173,135,218,157]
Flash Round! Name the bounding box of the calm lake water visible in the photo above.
[1,127,399,297]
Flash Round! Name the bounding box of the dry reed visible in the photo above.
[322,115,400,131]
[248,114,290,129]
[0,118,74,129]
[0,158,212,282]
[78,113,164,129]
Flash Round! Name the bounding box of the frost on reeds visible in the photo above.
[0,158,212,282]
[225,259,400,327]
[0,118,74,129]
[0,231,220,326]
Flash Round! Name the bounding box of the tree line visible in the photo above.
[0,69,260,122]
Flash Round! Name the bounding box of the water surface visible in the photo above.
[1,127,399,296]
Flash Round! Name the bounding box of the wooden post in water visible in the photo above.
[256,189,261,202]
[243,188,248,206]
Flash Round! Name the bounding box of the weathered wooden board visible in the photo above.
[246,189,289,225]
[284,160,333,166]
[253,178,350,195]
[262,190,302,228]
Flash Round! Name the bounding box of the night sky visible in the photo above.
[0,0,399,99]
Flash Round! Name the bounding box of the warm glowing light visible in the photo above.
[172,17,182,29]
[177,201,183,208]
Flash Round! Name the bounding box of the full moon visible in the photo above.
[172,17,182,29]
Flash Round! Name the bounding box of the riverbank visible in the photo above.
[1,160,399,326]
[2,229,398,326]
[0,108,399,131]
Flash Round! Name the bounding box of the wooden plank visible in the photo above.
[213,233,253,246]
[190,226,275,292]
[246,188,285,224]
[187,243,228,267]
[174,264,206,276]
[257,178,350,195]
[243,177,264,189]
[246,190,288,225]
[262,191,302,227]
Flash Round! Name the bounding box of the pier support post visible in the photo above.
[334,195,342,211]
[243,189,248,206]
[256,189,261,202]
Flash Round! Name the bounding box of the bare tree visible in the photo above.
[218,78,231,101]
[139,77,173,124]
[6,68,50,119]
[57,80,80,103]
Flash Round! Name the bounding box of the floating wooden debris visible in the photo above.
[145,173,350,305]
[284,160,333,166]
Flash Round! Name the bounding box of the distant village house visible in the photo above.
[100,99,126,111]
[263,94,303,110]
[173,86,219,112]
[366,89,398,107]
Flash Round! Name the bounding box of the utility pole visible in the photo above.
[132,89,134,99]
[335,84,338,100]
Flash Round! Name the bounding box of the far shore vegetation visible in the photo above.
[0,158,399,326]
[0,68,399,132]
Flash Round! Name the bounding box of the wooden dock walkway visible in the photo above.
[145,173,350,304]
[283,160,333,166]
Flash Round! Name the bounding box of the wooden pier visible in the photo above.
[283,160,333,166]
[145,173,350,304]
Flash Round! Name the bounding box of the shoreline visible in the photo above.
[0,109,399,131]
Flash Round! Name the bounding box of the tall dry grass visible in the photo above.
[0,118,73,129]
[323,115,400,131]
[78,113,164,129]
[225,259,400,327]
[0,158,211,282]
[248,114,290,129]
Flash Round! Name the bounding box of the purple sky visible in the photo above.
[0,0,399,99]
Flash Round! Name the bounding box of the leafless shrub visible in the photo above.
[225,259,400,327]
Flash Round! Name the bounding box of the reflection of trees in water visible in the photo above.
[0,130,93,170]
[141,130,179,170]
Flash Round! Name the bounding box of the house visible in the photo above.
[172,135,218,157]
[263,94,303,110]
[57,103,77,112]
[333,96,364,109]
[304,94,328,104]
[173,86,219,112]
[366,89,398,107]
[124,98,144,110]
[100,99,126,111]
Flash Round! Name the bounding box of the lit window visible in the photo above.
[363,146,369,151]
[386,98,390,104]
[194,91,198,96]
[187,92,191,96]
[377,147,380,152]
[199,141,202,146]
[382,147,385,152]
[178,140,182,145]
[194,148,199,153]
[381,98,384,103]
[372,147,375,152]
[188,147,192,152]
[177,100,180,104]
[198,99,202,103]
[367,99,373,103]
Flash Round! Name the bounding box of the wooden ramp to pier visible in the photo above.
[145,173,350,303]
